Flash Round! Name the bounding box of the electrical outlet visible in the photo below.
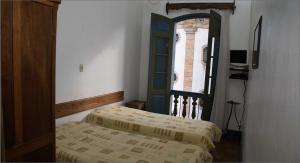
[79,64,83,72]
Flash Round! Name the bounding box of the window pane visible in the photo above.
[153,21,170,32]
[155,55,168,72]
[156,37,168,54]
[153,73,167,89]
[152,95,165,114]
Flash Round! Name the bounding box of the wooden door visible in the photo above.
[147,13,174,114]
[201,11,222,121]
[1,0,60,161]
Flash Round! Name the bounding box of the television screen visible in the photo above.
[230,50,247,64]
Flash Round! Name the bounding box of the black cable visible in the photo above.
[233,104,241,130]
[239,80,247,128]
[225,103,234,131]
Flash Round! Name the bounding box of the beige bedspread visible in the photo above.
[86,106,221,150]
[56,122,213,163]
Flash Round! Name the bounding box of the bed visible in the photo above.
[86,106,222,150]
[56,122,213,163]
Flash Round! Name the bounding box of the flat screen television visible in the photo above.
[230,50,248,67]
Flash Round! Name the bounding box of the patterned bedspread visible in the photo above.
[86,106,221,150]
[56,122,213,163]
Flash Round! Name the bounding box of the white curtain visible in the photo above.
[210,10,231,130]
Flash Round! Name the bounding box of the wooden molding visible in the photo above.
[32,0,60,8]
[166,2,236,14]
[55,91,124,118]
[50,0,61,4]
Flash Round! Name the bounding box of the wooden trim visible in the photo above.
[5,133,54,161]
[55,91,124,118]
[51,6,59,161]
[50,0,61,4]
[12,1,24,144]
[2,0,17,148]
[32,0,60,8]
[166,2,236,14]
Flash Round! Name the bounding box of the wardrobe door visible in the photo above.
[1,0,60,161]
[1,0,15,150]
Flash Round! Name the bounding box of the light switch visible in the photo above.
[79,64,84,72]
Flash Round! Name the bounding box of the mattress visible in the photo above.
[56,122,213,163]
[86,106,222,150]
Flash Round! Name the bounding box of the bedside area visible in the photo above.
[125,100,146,110]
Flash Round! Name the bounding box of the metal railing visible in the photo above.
[170,90,204,120]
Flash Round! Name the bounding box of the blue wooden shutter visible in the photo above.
[147,13,174,114]
[201,11,222,121]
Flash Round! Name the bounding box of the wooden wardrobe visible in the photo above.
[1,0,60,161]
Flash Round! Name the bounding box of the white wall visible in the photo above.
[173,29,186,91]
[227,0,251,131]
[138,0,252,130]
[243,0,300,161]
[56,1,144,124]
[192,28,208,92]
[173,28,208,92]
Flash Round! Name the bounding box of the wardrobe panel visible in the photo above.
[13,1,54,142]
[1,0,60,161]
[1,0,16,148]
